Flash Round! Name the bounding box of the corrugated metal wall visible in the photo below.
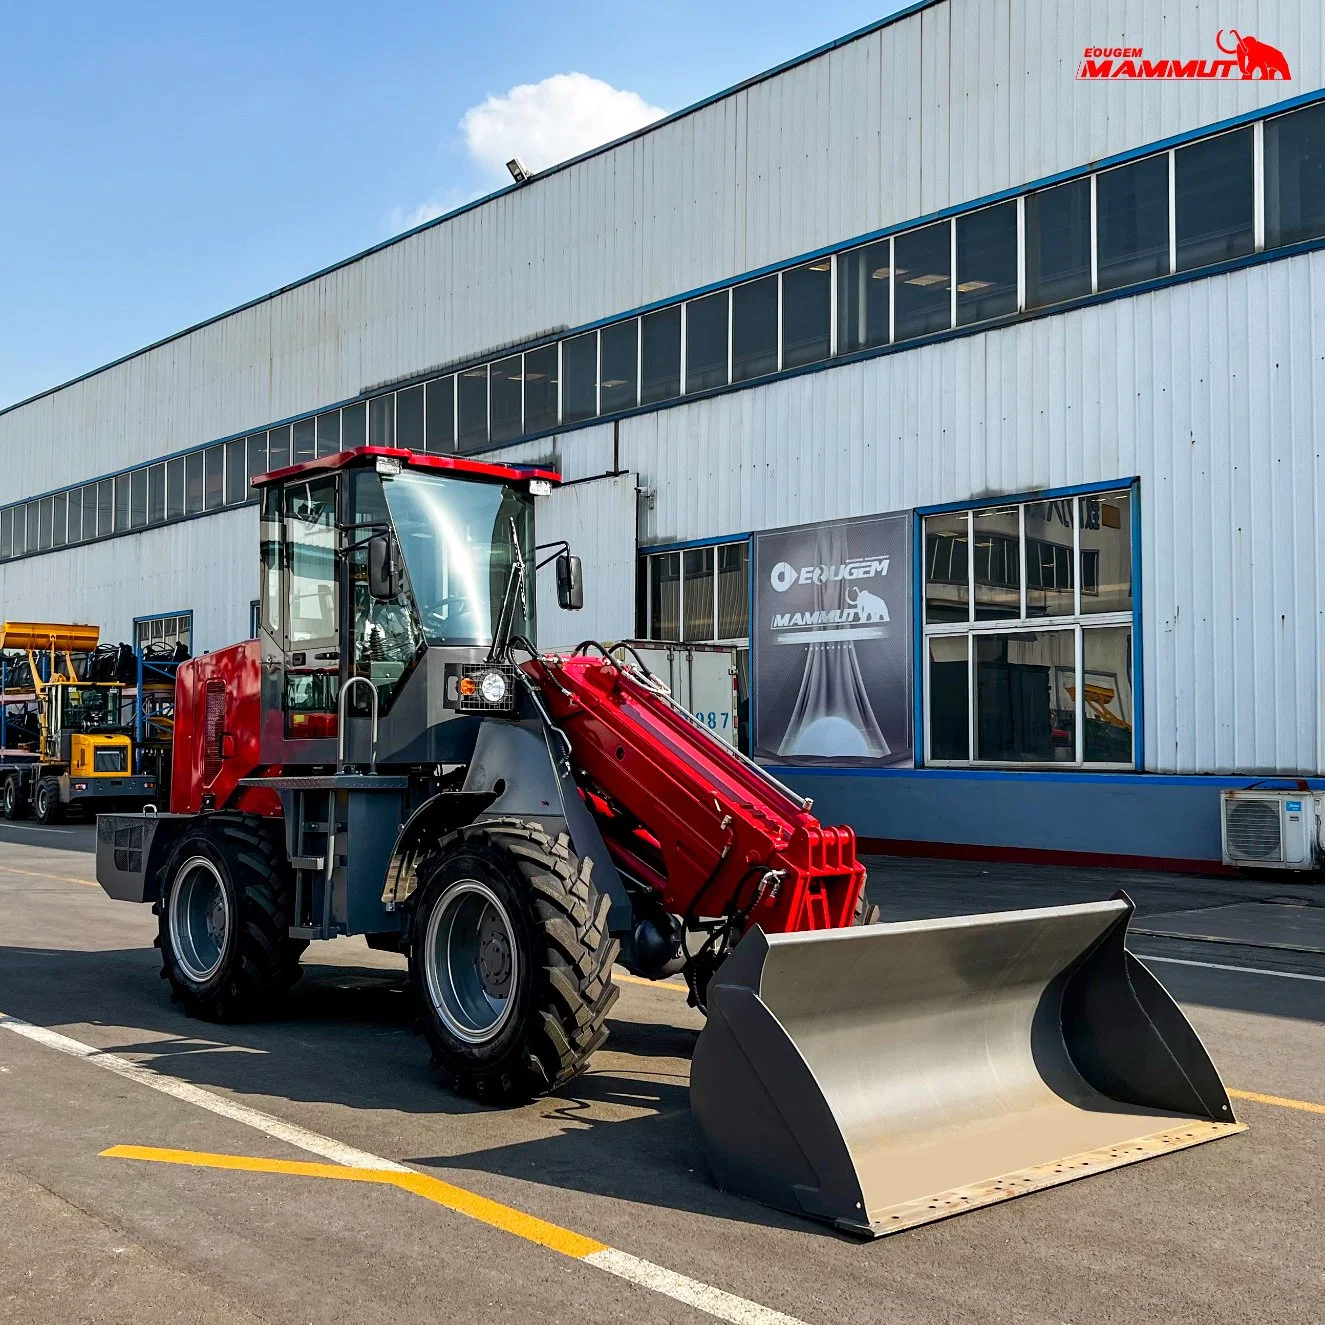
[601,250,1325,778]
[0,507,255,652]
[2,0,1320,497]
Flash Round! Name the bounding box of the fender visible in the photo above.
[378,717,633,934]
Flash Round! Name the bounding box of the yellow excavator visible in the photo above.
[0,622,160,823]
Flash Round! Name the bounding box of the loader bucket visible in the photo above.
[690,898,1244,1237]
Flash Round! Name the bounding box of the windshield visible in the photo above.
[382,469,534,647]
[63,685,121,729]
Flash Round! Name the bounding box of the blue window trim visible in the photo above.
[764,765,1325,790]
[912,478,1141,775]
[639,531,752,555]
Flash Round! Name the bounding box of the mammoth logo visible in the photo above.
[1216,29,1292,80]
[844,586,889,623]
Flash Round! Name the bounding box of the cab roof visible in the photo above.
[253,446,561,490]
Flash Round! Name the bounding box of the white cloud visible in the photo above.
[388,186,480,234]
[460,72,667,179]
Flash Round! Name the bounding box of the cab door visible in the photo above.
[257,473,342,761]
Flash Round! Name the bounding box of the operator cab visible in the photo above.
[253,446,570,768]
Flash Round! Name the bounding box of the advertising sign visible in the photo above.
[752,512,913,767]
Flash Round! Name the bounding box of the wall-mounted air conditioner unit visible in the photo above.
[1221,790,1322,870]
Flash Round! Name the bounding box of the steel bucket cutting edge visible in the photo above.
[689,896,1245,1236]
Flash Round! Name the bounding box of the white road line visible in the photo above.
[1140,954,1325,983]
[585,1249,806,1325]
[0,1015,410,1171]
[0,1013,808,1325]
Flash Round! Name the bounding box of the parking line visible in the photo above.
[1227,1089,1325,1116]
[1139,954,1325,983]
[0,864,98,887]
[0,1013,806,1325]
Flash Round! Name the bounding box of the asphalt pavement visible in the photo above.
[0,819,1321,1324]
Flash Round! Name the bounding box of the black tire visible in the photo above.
[34,777,63,825]
[853,874,879,926]
[409,818,619,1104]
[2,776,29,821]
[155,816,305,1021]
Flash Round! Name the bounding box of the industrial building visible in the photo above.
[3,0,1323,866]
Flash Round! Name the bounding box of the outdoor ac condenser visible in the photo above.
[1220,789,1322,870]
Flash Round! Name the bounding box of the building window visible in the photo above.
[489,355,523,444]
[782,259,831,368]
[640,306,681,404]
[224,440,247,505]
[457,366,490,450]
[245,434,268,488]
[368,394,394,447]
[956,201,1018,325]
[64,490,81,545]
[1096,154,1171,290]
[134,612,193,656]
[316,410,341,457]
[523,348,558,433]
[0,507,11,560]
[894,221,952,340]
[130,467,148,527]
[293,417,317,463]
[1025,177,1091,307]
[114,473,131,532]
[1266,102,1325,248]
[838,239,890,353]
[599,320,638,414]
[561,331,597,423]
[342,401,367,449]
[36,497,52,551]
[637,538,752,752]
[267,425,291,470]
[204,446,225,510]
[148,463,166,524]
[185,451,205,515]
[1175,128,1254,271]
[97,479,113,537]
[425,377,455,451]
[395,386,424,451]
[731,276,778,382]
[923,485,1136,768]
[685,290,729,392]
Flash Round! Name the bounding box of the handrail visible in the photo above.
[337,676,379,773]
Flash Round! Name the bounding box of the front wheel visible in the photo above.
[409,819,619,1104]
[34,777,63,825]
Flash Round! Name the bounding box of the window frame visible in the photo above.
[920,482,1139,772]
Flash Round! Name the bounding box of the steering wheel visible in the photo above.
[421,596,472,629]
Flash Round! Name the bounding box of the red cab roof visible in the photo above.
[253,445,561,489]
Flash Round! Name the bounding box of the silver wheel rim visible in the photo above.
[168,856,231,984]
[36,785,49,816]
[423,880,519,1044]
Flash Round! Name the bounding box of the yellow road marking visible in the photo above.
[0,864,98,887]
[613,969,686,993]
[102,1144,607,1258]
[1228,1088,1325,1116]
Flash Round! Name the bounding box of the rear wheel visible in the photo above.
[34,777,63,825]
[410,818,619,1104]
[2,776,28,821]
[156,816,304,1020]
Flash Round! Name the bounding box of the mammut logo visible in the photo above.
[1077,30,1291,80]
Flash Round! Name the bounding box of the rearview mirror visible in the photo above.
[555,551,584,611]
[367,534,403,601]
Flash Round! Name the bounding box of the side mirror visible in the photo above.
[367,534,403,601]
[556,551,584,611]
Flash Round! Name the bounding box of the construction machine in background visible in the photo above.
[93,447,1242,1237]
[0,622,162,822]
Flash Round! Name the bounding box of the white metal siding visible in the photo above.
[0,507,255,653]
[3,0,1321,496]
[610,252,1325,778]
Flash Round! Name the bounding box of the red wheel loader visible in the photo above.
[95,447,1243,1236]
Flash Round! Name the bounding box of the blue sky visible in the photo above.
[0,2,907,409]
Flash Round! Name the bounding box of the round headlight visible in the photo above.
[479,670,509,705]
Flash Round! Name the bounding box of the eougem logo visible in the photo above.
[1077,29,1291,80]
